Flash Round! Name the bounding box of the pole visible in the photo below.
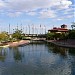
[21,23,22,31]
[26,26,27,34]
[17,23,18,30]
[28,25,30,34]
[44,25,46,34]
[40,24,41,34]
[32,24,34,34]
[9,24,10,34]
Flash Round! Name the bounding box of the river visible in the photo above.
[0,42,75,75]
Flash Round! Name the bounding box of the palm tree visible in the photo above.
[71,22,75,30]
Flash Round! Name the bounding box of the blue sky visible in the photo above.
[0,0,75,34]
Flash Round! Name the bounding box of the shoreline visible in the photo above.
[0,40,30,48]
[47,40,75,48]
[0,39,75,48]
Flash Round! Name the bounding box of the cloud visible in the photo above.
[3,0,72,11]
[59,0,72,9]
[39,9,57,18]
[0,0,6,9]
[0,0,73,18]
[0,0,72,10]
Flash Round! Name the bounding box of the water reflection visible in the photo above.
[0,43,75,75]
[0,48,6,62]
[48,43,75,57]
[47,43,75,75]
[12,47,22,62]
[69,48,75,56]
[47,44,68,57]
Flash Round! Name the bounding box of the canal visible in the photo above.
[0,42,75,75]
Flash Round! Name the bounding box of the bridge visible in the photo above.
[23,34,46,41]
[24,34,46,38]
[9,33,46,41]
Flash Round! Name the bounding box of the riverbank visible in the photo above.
[47,39,75,48]
[1,39,75,48]
[0,40,30,48]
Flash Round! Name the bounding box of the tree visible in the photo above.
[46,33,54,40]
[68,30,75,39]
[12,29,23,40]
[0,31,9,42]
[71,22,75,30]
[46,32,68,40]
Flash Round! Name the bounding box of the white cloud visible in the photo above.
[39,9,57,18]
[0,0,6,9]
[0,0,73,18]
[0,0,72,10]
[60,0,72,8]
[4,0,72,11]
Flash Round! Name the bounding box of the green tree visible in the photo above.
[12,29,23,40]
[71,22,75,30]
[54,33,61,40]
[46,32,68,40]
[68,30,75,39]
[46,33,54,40]
[0,31,9,42]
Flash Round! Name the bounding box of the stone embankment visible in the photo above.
[47,39,75,48]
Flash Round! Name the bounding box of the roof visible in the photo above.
[48,27,69,32]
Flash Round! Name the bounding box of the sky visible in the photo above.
[0,0,75,34]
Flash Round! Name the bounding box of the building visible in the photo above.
[48,24,69,34]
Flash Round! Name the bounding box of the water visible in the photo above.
[0,42,75,75]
